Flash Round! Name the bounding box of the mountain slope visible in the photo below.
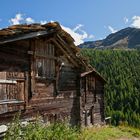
[79,27,140,49]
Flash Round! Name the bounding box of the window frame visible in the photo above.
[34,40,56,80]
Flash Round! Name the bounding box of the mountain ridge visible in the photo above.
[79,27,140,49]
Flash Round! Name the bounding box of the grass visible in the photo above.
[4,116,140,140]
[79,126,140,140]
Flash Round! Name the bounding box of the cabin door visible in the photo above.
[0,72,25,114]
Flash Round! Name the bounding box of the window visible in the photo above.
[35,40,55,79]
[36,59,45,77]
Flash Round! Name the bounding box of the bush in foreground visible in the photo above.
[4,116,78,140]
[4,116,140,140]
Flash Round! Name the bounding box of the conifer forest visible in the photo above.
[81,49,140,128]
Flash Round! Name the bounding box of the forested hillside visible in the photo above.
[81,49,140,128]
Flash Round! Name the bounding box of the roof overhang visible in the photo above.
[0,30,54,45]
[81,69,106,83]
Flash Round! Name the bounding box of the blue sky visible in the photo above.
[0,0,140,45]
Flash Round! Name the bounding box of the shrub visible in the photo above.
[4,116,78,140]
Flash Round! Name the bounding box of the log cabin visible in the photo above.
[0,22,106,126]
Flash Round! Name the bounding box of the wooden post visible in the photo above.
[25,71,29,106]
[85,110,87,126]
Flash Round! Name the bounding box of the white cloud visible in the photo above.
[9,13,35,25]
[10,13,23,25]
[124,17,129,24]
[131,16,140,28]
[108,25,117,33]
[25,17,35,24]
[73,24,83,32]
[88,34,95,39]
[61,25,85,45]
[61,24,94,45]
[40,20,47,25]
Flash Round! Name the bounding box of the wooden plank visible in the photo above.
[0,100,24,105]
[0,80,17,84]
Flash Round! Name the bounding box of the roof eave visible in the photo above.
[0,30,55,45]
[81,69,106,83]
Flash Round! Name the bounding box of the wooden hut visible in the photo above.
[0,22,105,126]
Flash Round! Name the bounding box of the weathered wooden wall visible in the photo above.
[0,41,30,120]
[25,38,81,125]
[0,41,29,71]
